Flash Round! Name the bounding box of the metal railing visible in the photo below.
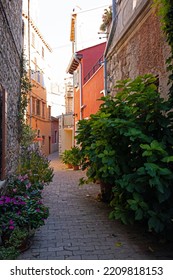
[84,55,103,84]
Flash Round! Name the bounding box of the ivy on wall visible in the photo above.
[18,54,32,143]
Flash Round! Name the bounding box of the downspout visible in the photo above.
[104,0,117,96]
[104,59,107,96]
[74,53,83,120]
[112,0,117,20]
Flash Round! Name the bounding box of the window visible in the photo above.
[37,71,41,83]
[73,69,79,88]
[55,131,57,144]
[32,97,35,115]
[36,99,41,115]
[41,72,45,87]
[42,102,45,118]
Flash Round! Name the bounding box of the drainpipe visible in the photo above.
[112,0,117,21]
[74,53,83,120]
[104,0,117,96]
[104,59,107,96]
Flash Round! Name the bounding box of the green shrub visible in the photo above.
[61,146,82,167]
[18,145,54,185]
[61,149,73,166]
[0,246,19,260]
[76,74,173,234]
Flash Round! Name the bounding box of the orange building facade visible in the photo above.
[27,80,52,155]
[67,42,106,130]
[23,10,52,155]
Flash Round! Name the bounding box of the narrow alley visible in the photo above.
[18,153,173,260]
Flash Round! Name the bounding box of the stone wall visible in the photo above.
[0,0,23,178]
[106,1,170,98]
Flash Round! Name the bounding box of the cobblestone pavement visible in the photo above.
[18,152,173,260]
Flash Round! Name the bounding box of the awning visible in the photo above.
[66,53,83,74]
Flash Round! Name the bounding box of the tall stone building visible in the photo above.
[0,0,23,184]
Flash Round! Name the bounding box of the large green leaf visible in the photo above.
[162,156,173,163]
[148,216,164,233]
[135,208,143,221]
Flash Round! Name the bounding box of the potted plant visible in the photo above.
[61,147,82,170]
[4,227,30,252]
[68,146,82,170]
[0,194,49,251]
[61,149,73,168]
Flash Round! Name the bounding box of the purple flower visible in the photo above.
[5,197,11,203]
[9,226,15,230]
[26,183,31,189]
[9,219,14,225]
[17,175,23,180]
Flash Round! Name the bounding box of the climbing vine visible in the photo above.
[18,53,32,143]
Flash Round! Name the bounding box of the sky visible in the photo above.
[34,0,112,84]
[23,0,112,116]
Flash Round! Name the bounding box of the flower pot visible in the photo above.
[67,164,73,169]
[19,238,32,253]
[73,165,79,171]
[1,232,32,253]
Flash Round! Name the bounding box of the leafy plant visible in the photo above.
[20,124,37,148]
[0,195,27,236]
[18,53,32,143]
[61,149,73,166]
[6,174,43,199]
[18,145,54,185]
[100,6,112,32]
[0,246,19,260]
[61,146,82,167]
[0,194,48,236]
[4,227,29,249]
[0,174,49,259]
[24,199,49,230]
[76,74,173,234]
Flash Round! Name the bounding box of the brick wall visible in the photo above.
[106,3,170,98]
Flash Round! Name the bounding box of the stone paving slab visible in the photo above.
[18,152,173,260]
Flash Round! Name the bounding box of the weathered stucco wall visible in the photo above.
[106,1,170,98]
[0,0,23,177]
[83,66,104,119]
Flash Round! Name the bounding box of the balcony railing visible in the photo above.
[84,55,103,84]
